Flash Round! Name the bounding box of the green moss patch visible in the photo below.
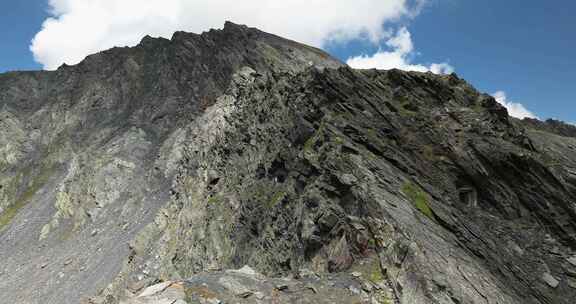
[351,258,394,304]
[303,121,325,154]
[0,165,54,232]
[0,196,28,232]
[395,96,417,117]
[350,257,385,284]
[266,190,287,209]
[401,182,435,220]
[239,181,289,211]
[421,145,437,161]
[368,262,385,283]
[207,195,222,205]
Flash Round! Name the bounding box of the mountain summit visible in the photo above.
[1,22,575,304]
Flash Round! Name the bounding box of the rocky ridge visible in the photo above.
[0,22,575,304]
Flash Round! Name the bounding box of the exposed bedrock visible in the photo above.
[0,22,575,304]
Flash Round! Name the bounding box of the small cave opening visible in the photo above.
[268,158,288,183]
[256,164,266,179]
[458,187,478,208]
[454,175,479,209]
[207,177,220,191]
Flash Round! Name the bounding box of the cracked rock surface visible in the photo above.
[1,22,575,304]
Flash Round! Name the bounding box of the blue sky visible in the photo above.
[0,0,47,71]
[0,1,573,122]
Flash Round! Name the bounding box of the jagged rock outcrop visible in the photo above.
[521,118,576,138]
[0,22,575,304]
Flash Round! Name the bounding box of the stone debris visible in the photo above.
[542,273,560,288]
[137,282,173,297]
[123,265,388,304]
[121,281,186,304]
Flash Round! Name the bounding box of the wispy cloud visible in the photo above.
[346,27,454,74]
[32,0,423,70]
[492,91,538,119]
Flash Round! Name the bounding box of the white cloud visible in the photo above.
[346,27,453,74]
[492,91,538,119]
[32,0,421,70]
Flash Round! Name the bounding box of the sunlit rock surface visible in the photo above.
[0,22,575,304]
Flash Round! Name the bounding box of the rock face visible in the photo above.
[0,22,575,304]
[521,118,576,138]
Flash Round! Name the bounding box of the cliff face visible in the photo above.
[0,23,575,304]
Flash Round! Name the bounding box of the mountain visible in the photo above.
[0,22,575,304]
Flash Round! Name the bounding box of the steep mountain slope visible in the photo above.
[0,23,575,304]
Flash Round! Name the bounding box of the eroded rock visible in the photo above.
[0,22,575,304]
